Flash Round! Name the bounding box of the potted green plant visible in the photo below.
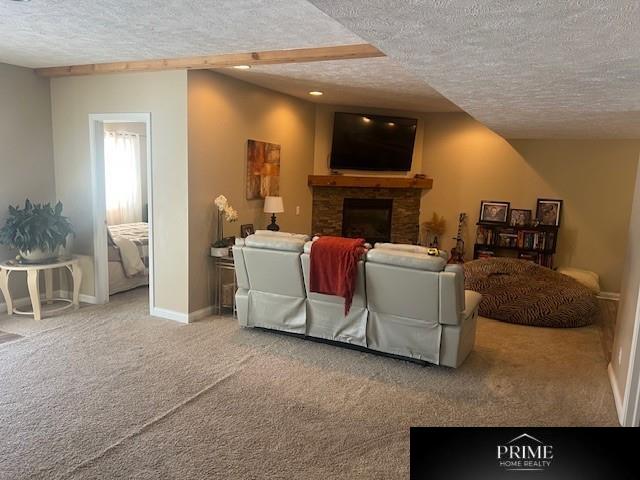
[211,195,238,257]
[0,199,74,263]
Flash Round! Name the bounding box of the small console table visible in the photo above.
[0,256,82,321]
[210,254,236,316]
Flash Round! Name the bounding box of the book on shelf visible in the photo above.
[473,221,558,268]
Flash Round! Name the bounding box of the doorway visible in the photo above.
[89,113,154,310]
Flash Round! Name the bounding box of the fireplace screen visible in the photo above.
[342,198,393,244]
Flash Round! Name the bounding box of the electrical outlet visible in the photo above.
[296,206,300,215]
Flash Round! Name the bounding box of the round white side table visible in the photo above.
[0,256,82,321]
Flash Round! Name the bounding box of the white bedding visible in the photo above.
[108,222,149,294]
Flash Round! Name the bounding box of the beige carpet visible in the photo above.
[0,329,22,345]
[0,288,617,479]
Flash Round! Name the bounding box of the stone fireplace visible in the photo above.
[310,184,424,244]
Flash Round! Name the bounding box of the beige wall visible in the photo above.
[187,71,316,312]
[610,156,640,423]
[50,71,189,314]
[0,63,55,305]
[313,104,426,177]
[420,113,639,293]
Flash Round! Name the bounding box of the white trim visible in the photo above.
[188,305,214,322]
[0,290,98,314]
[621,288,640,427]
[0,295,36,314]
[89,113,154,313]
[608,363,625,425]
[150,307,189,324]
[597,292,621,301]
[56,290,99,305]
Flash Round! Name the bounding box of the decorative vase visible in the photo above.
[211,247,229,258]
[19,247,58,264]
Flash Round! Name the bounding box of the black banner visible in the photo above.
[411,427,637,479]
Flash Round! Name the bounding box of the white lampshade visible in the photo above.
[263,196,284,213]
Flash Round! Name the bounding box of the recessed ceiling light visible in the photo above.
[362,116,371,123]
[308,91,323,96]
[386,122,395,126]
[233,65,251,70]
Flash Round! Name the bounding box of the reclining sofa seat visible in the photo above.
[232,232,309,333]
[300,240,368,346]
[365,248,480,366]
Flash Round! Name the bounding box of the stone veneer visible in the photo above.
[311,187,421,244]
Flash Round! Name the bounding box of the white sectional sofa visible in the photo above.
[233,232,481,367]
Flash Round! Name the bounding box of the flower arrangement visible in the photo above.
[213,195,238,248]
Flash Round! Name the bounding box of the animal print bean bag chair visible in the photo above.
[464,258,598,327]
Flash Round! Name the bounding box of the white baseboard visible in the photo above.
[150,306,190,324]
[188,305,214,322]
[598,292,621,301]
[149,305,214,324]
[608,363,624,426]
[1,290,99,314]
[57,290,99,305]
[0,295,34,314]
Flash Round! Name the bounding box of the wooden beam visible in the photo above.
[308,175,433,190]
[35,44,384,78]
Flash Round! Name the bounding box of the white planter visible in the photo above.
[19,247,58,264]
[211,247,229,257]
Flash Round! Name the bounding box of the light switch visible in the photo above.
[296,206,300,215]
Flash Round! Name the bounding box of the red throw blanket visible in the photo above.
[309,236,366,315]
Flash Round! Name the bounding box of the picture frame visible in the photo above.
[536,199,562,226]
[509,209,532,227]
[240,223,255,238]
[479,200,510,224]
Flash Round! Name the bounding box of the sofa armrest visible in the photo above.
[462,290,482,320]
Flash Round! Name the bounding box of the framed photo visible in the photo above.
[479,200,510,224]
[240,223,255,238]
[509,209,532,227]
[536,199,562,226]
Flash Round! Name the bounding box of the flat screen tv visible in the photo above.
[330,112,417,171]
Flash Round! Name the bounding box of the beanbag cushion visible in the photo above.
[464,258,599,328]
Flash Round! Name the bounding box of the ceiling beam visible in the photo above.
[34,44,384,78]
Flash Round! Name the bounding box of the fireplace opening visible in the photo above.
[342,198,393,244]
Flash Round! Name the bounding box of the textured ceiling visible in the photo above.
[0,0,364,68]
[218,57,459,112]
[309,0,640,138]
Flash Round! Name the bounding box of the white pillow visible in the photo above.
[558,267,601,294]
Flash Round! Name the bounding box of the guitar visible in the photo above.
[448,213,467,264]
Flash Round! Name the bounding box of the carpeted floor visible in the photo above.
[0,329,22,344]
[0,288,617,479]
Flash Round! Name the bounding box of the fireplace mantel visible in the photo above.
[307,175,433,190]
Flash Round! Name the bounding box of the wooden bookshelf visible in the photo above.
[473,222,559,268]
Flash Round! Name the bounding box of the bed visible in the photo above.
[108,222,149,295]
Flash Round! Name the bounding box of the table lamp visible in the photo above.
[264,196,284,231]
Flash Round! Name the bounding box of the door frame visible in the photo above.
[88,113,154,311]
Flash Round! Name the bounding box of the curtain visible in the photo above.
[104,131,142,225]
